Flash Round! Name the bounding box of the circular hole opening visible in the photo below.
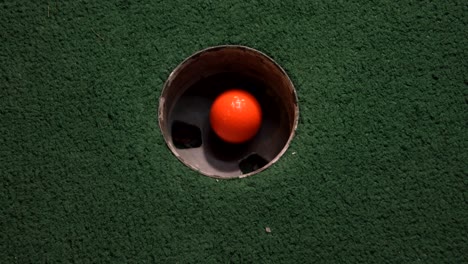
[159,45,299,179]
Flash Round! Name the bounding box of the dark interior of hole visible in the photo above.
[239,153,269,174]
[182,71,290,132]
[204,128,252,162]
[183,72,266,100]
[194,73,285,158]
[171,121,202,149]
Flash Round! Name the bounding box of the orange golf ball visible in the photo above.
[210,89,262,143]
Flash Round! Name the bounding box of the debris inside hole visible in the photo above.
[171,121,202,149]
[239,153,268,174]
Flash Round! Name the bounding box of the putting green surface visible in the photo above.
[1,1,467,263]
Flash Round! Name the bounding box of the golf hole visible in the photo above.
[158,45,299,179]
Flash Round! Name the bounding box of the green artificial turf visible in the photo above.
[1,0,467,263]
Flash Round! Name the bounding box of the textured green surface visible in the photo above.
[1,0,467,263]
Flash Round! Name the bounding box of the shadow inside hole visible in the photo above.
[171,121,202,149]
[204,128,251,162]
[239,153,268,174]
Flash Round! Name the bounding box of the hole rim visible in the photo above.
[158,45,299,179]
